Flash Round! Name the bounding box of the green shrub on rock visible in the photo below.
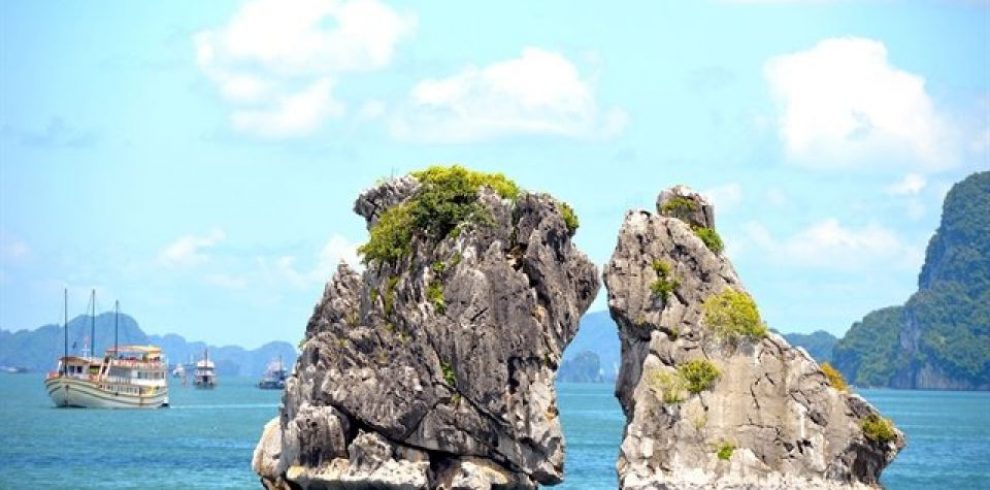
[650,259,680,303]
[693,226,724,255]
[441,361,457,387]
[359,165,521,265]
[716,442,735,460]
[659,196,698,217]
[678,359,721,394]
[649,370,686,404]
[702,289,768,342]
[427,281,446,314]
[358,203,414,265]
[557,201,580,236]
[862,414,897,443]
[821,362,849,392]
[412,165,519,200]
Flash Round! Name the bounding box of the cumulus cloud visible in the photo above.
[884,173,927,196]
[741,219,921,270]
[230,78,345,137]
[157,229,226,268]
[765,37,956,171]
[390,47,627,142]
[195,0,415,138]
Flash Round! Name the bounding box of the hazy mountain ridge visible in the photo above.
[0,312,297,377]
[781,330,838,363]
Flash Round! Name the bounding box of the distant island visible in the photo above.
[0,312,298,377]
[558,311,619,383]
[832,172,989,390]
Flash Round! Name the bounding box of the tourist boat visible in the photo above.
[172,363,185,378]
[193,349,217,389]
[258,356,288,390]
[44,290,169,409]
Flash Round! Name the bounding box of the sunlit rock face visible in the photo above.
[253,169,599,489]
[604,185,904,490]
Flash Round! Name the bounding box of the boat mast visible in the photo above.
[62,288,68,375]
[89,289,96,358]
[114,300,119,358]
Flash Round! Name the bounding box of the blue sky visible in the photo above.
[1,0,987,349]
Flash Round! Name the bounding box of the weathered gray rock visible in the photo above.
[657,185,715,229]
[255,172,599,489]
[605,186,904,489]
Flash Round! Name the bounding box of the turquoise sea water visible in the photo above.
[1,374,987,489]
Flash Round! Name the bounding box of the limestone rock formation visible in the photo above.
[253,167,599,489]
[604,186,904,489]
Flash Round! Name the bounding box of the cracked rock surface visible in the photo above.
[604,186,904,489]
[253,174,599,489]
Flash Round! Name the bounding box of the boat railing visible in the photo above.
[111,359,164,369]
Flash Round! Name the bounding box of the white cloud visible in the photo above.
[741,219,921,270]
[885,173,927,196]
[231,78,344,137]
[195,0,415,138]
[390,47,626,142]
[702,183,743,214]
[315,235,361,278]
[765,37,955,171]
[257,234,361,290]
[158,229,226,268]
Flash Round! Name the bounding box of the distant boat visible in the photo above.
[258,356,288,390]
[172,363,185,378]
[193,349,217,389]
[44,290,169,409]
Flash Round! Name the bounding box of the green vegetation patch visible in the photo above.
[648,360,720,403]
[412,165,519,201]
[427,280,446,314]
[821,362,849,392]
[660,196,698,216]
[649,370,686,404]
[693,226,725,255]
[441,361,456,387]
[557,201,580,236]
[702,289,768,343]
[650,259,681,303]
[678,359,721,394]
[358,203,414,265]
[716,442,735,461]
[359,165,521,265]
[861,414,897,444]
[383,276,399,316]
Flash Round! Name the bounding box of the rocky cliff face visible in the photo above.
[253,167,599,489]
[604,185,904,489]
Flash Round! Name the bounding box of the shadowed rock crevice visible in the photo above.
[604,185,904,489]
[253,166,599,489]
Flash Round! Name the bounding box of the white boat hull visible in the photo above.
[45,376,168,409]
